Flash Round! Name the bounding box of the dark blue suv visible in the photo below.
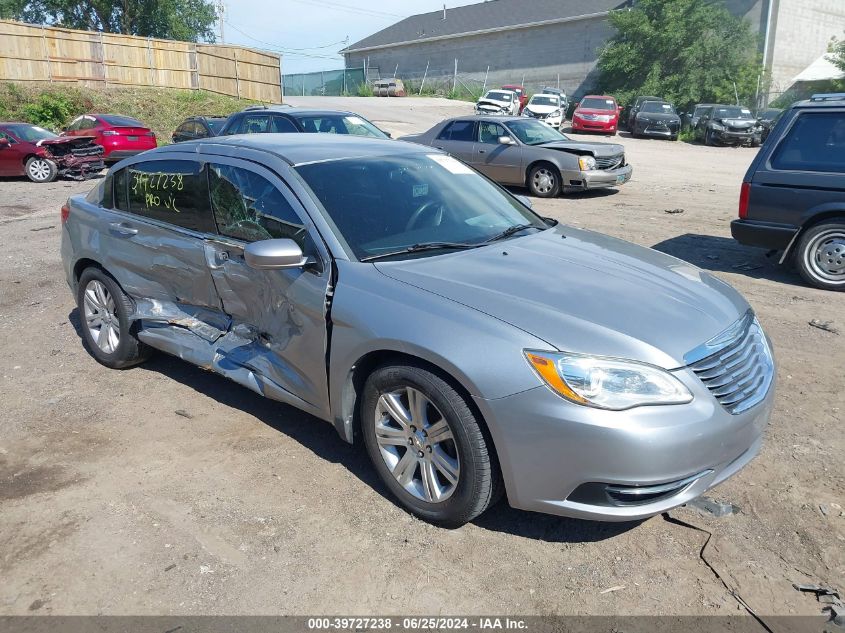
[731,93,845,290]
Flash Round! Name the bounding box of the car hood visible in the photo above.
[477,99,510,109]
[536,140,624,158]
[575,108,616,117]
[637,112,680,123]
[37,136,97,147]
[715,118,756,128]
[374,226,748,369]
[525,104,560,115]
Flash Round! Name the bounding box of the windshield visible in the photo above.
[713,107,753,119]
[529,96,559,107]
[760,109,781,119]
[484,91,512,102]
[296,114,388,138]
[505,119,567,145]
[294,154,547,261]
[207,119,227,134]
[5,124,58,142]
[641,102,676,114]
[579,97,616,111]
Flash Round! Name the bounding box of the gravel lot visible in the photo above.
[0,97,842,620]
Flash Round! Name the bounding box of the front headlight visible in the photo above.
[578,156,597,171]
[524,350,693,410]
[711,122,725,131]
[550,109,561,117]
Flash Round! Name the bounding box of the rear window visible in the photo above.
[770,111,845,173]
[437,120,475,142]
[206,119,227,134]
[99,115,145,128]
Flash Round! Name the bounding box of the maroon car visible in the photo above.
[62,113,157,162]
[0,122,104,183]
[501,84,528,113]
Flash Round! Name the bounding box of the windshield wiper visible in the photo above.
[360,241,480,262]
[483,223,540,243]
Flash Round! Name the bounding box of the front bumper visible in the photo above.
[566,164,632,191]
[572,118,617,133]
[634,122,680,138]
[731,219,798,250]
[713,129,760,145]
[473,365,773,521]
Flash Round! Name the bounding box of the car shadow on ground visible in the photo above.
[651,233,804,286]
[68,307,643,543]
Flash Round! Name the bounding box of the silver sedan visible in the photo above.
[402,116,633,198]
[61,134,774,527]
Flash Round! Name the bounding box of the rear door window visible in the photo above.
[437,120,476,141]
[270,116,298,132]
[770,112,845,173]
[125,159,215,232]
[238,114,271,134]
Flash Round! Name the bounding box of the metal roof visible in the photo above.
[341,0,631,54]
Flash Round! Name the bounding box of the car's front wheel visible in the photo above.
[361,364,502,527]
[527,163,561,198]
[25,156,57,183]
[77,267,152,368]
[795,221,845,291]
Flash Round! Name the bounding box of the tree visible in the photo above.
[1,0,217,42]
[596,0,766,111]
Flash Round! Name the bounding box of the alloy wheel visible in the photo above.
[27,158,52,182]
[805,229,845,283]
[374,386,460,503]
[532,168,556,195]
[83,279,120,353]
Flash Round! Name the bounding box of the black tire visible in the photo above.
[25,156,57,183]
[76,267,152,368]
[527,162,561,198]
[751,137,761,148]
[704,129,715,146]
[361,363,503,527]
[670,134,678,141]
[794,221,845,291]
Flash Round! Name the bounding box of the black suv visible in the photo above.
[731,93,845,290]
[171,115,229,143]
[218,104,389,138]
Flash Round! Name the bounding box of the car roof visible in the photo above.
[142,132,429,167]
[581,95,615,100]
[188,115,228,120]
[794,93,845,108]
[234,108,359,118]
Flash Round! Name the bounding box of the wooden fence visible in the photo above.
[0,20,282,103]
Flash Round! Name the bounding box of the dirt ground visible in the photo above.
[0,97,842,622]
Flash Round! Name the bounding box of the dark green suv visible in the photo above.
[731,93,845,290]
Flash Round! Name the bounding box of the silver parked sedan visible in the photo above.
[402,116,633,198]
[61,133,774,527]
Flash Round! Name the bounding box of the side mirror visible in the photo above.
[498,135,515,145]
[244,238,306,270]
[515,194,533,209]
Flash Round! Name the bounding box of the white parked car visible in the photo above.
[522,94,564,128]
[475,90,519,116]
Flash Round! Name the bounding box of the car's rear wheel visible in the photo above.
[361,364,502,527]
[527,163,560,198]
[77,268,152,368]
[25,156,57,183]
[795,222,845,291]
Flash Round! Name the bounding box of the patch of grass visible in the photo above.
[0,82,258,141]
[356,82,374,97]
[678,129,697,143]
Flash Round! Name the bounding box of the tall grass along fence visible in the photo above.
[0,19,282,103]
[282,68,366,97]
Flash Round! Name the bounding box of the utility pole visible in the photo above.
[216,0,225,44]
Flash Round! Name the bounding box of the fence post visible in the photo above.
[419,60,429,95]
[99,31,107,86]
[234,49,241,99]
[482,65,489,94]
[41,26,52,82]
[147,37,156,86]
[453,58,457,93]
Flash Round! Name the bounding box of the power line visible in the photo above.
[224,21,344,60]
[288,0,406,20]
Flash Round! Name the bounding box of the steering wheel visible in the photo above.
[405,200,445,231]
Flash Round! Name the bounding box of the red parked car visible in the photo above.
[571,95,621,134]
[62,114,156,161]
[501,84,528,113]
[0,122,104,183]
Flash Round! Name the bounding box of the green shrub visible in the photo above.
[356,82,374,97]
[678,129,697,143]
[21,90,84,130]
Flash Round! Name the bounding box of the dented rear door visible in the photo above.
[202,159,332,416]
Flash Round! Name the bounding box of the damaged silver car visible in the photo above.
[61,134,775,527]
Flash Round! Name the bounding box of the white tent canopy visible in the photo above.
[792,54,845,83]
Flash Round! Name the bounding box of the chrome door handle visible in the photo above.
[478,149,486,154]
[109,222,138,236]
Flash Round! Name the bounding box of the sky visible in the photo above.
[221,0,479,75]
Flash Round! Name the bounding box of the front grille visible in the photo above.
[596,154,624,170]
[71,145,104,157]
[687,312,774,414]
